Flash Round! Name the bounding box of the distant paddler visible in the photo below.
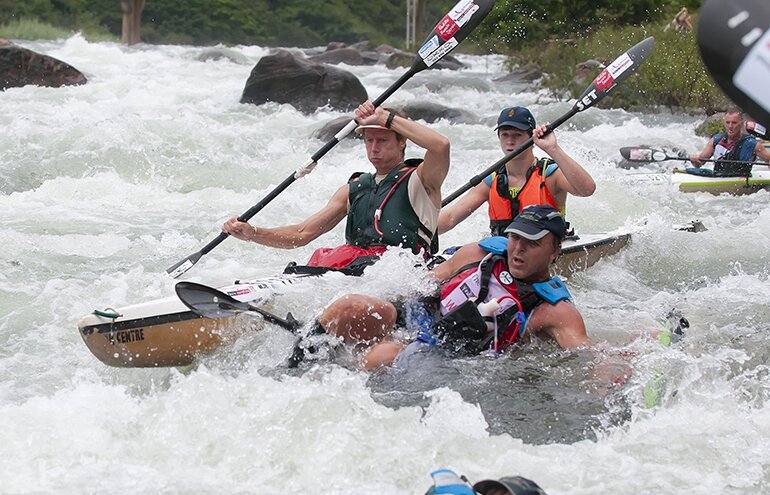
[687,109,770,176]
[222,99,450,274]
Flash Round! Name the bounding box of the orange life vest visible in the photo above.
[487,158,559,236]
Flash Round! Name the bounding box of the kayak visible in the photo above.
[626,166,770,195]
[78,232,631,368]
[77,273,317,368]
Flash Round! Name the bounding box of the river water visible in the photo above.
[2,35,769,494]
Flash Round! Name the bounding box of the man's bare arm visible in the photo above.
[223,184,349,248]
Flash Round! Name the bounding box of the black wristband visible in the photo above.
[385,111,396,129]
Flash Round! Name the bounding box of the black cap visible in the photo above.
[473,476,548,495]
[504,205,566,241]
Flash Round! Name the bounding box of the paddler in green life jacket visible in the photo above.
[687,109,770,177]
[438,106,596,238]
[318,205,595,370]
[222,100,450,274]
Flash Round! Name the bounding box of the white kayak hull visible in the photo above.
[77,274,317,368]
[78,233,631,368]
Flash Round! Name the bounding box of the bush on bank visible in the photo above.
[511,15,731,114]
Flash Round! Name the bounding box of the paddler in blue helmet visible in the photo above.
[317,205,593,369]
[222,99,449,274]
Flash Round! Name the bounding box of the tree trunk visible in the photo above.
[120,0,145,45]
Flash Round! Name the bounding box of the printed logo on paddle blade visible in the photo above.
[422,38,459,67]
[607,52,634,79]
[419,35,440,58]
[594,69,615,91]
[575,88,599,111]
[630,149,652,161]
[436,15,460,41]
[450,0,480,29]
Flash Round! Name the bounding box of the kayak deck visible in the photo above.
[78,233,632,368]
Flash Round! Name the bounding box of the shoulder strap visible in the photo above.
[531,276,571,304]
[475,254,505,303]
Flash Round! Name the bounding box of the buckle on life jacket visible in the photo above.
[531,276,571,304]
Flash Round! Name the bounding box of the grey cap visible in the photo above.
[473,476,548,495]
[504,205,566,241]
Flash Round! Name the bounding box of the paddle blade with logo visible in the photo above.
[619,147,669,162]
[441,37,655,208]
[411,0,495,72]
[574,36,655,112]
[697,0,770,124]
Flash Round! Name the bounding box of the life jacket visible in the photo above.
[712,133,756,176]
[487,158,560,236]
[433,252,570,353]
[345,158,436,254]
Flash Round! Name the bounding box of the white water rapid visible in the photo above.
[2,35,770,494]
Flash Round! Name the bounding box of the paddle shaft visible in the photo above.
[621,147,769,167]
[673,156,768,166]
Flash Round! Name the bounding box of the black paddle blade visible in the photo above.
[412,0,495,71]
[575,36,654,112]
[175,281,252,318]
[174,281,302,330]
[619,147,668,162]
[698,0,770,124]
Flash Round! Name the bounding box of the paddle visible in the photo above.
[441,36,655,207]
[746,121,769,140]
[175,281,302,331]
[697,0,770,125]
[619,146,769,167]
[166,0,496,279]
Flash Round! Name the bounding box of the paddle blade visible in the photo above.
[574,36,655,112]
[413,0,495,71]
[175,281,303,330]
[175,281,249,319]
[620,147,668,162]
[747,121,769,140]
[697,0,770,124]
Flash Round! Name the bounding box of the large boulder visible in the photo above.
[308,47,365,66]
[385,49,465,71]
[313,116,361,142]
[399,101,478,125]
[241,49,367,114]
[493,64,543,84]
[0,39,87,90]
[313,101,479,142]
[196,47,251,65]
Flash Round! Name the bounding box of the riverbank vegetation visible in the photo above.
[0,0,729,113]
[511,17,730,114]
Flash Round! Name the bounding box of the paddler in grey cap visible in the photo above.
[319,205,593,369]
